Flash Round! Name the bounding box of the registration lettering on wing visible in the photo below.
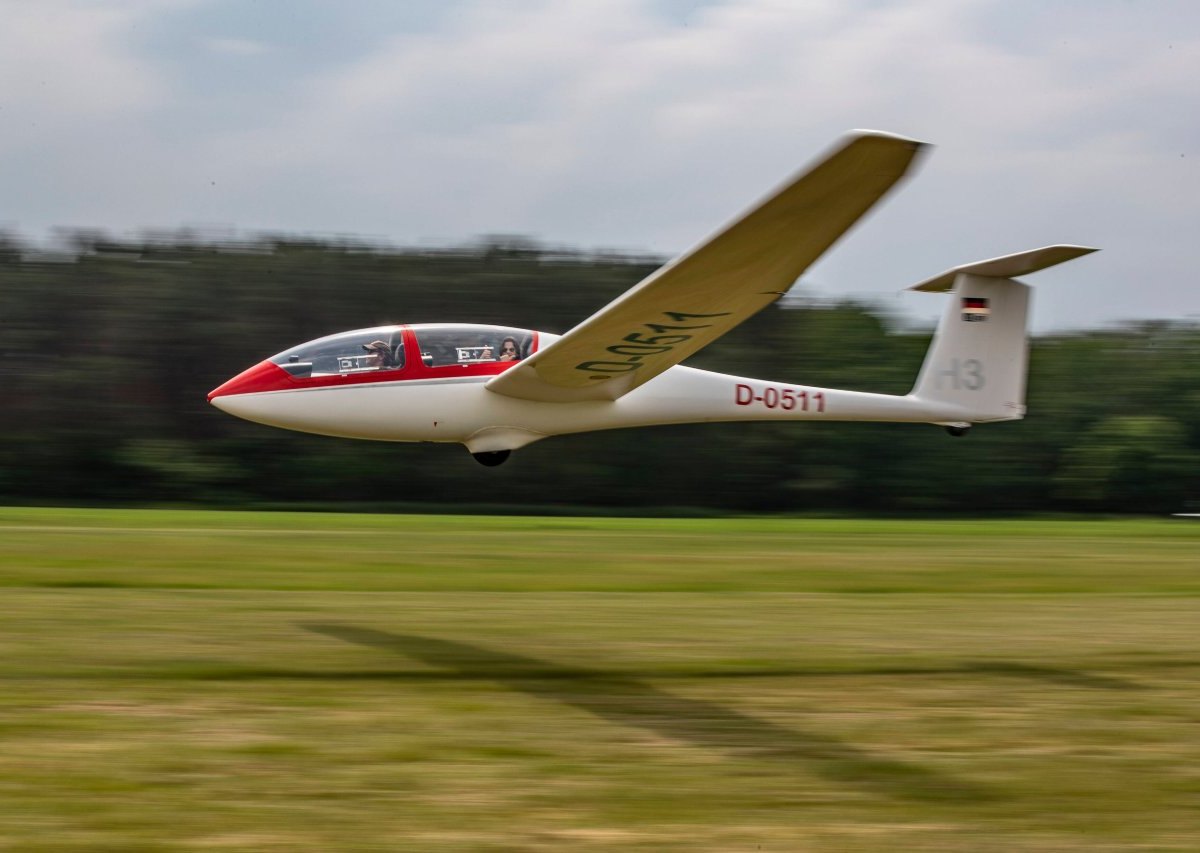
[574,311,733,379]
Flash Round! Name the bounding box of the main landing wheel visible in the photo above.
[472,450,511,467]
[944,425,971,437]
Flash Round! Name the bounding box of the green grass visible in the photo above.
[1,508,1198,850]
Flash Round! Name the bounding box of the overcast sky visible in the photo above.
[2,0,1197,331]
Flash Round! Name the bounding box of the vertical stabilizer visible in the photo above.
[910,274,1030,421]
[908,245,1096,424]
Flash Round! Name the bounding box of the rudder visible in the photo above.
[910,274,1031,422]
[908,245,1097,424]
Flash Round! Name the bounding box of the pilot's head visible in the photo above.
[362,340,391,367]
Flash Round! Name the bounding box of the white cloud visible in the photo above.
[202,37,271,56]
[3,0,1199,328]
[0,1,179,129]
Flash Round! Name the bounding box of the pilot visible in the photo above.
[498,337,521,362]
[362,340,394,369]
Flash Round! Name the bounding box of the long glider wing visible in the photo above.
[486,130,927,403]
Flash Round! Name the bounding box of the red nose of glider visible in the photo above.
[208,361,293,402]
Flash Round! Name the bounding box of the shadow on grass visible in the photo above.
[301,622,996,803]
[959,661,1142,691]
[159,659,1146,691]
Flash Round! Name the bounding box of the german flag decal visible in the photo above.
[962,297,990,322]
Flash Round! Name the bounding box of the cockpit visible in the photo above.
[407,324,533,368]
[267,324,537,381]
[270,326,404,378]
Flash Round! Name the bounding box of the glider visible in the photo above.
[208,131,1096,465]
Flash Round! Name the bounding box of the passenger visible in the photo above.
[498,336,521,362]
[361,340,394,369]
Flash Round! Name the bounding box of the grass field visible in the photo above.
[1,508,1198,851]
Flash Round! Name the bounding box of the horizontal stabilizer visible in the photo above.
[909,245,1098,292]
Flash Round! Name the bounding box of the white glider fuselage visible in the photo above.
[209,346,979,456]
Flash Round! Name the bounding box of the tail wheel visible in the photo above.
[471,450,511,467]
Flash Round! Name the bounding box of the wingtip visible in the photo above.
[1028,244,1101,261]
[847,129,931,150]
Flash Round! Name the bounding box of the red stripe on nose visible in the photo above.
[208,361,295,401]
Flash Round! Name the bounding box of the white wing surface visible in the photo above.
[486,131,928,403]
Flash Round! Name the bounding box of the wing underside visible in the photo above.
[486,131,928,403]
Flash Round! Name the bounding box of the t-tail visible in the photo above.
[908,245,1097,433]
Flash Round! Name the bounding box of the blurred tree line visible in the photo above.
[1,230,1197,514]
